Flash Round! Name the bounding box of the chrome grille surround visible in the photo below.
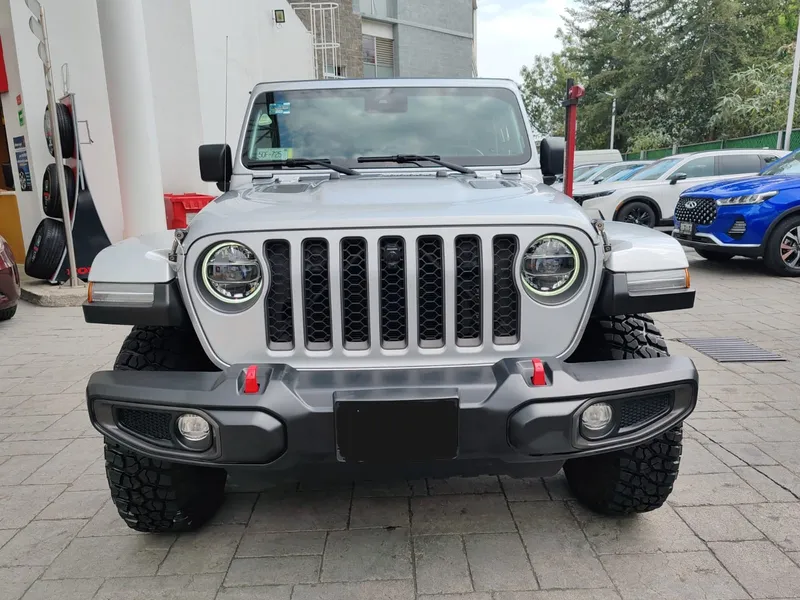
[181,226,601,370]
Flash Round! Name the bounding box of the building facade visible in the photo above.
[289,0,477,80]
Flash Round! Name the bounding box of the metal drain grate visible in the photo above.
[678,337,785,363]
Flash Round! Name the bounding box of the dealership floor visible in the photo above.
[2,250,800,600]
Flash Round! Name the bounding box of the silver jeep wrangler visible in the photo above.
[83,78,698,533]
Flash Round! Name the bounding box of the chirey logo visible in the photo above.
[684,200,697,209]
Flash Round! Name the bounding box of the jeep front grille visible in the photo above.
[264,233,521,353]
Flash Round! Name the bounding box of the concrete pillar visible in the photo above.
[96,0,165,238]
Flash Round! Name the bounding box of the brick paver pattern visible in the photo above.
[2,251,800,599]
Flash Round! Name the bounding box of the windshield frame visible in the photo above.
[234,79,537,175]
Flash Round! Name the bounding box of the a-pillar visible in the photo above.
[96,0,165,238]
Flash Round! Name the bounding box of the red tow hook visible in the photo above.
[243,365,260,394]
[531,358,547,386]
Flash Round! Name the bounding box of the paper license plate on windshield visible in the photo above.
[679,222,694,235]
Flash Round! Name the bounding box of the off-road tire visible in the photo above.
[106,326,224,533]
[764,214,800,277]
[695,249,733,262]
[24,218,65,280]
[564,314,683,515]
[105,440,227,533]
[0,306,17,321]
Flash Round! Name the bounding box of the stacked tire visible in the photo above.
[24,102,76,280]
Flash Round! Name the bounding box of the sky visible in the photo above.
[476,0,572,82]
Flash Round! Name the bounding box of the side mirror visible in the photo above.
[669,172,687,185]
[199,144,232,192]
[540,136,565,178]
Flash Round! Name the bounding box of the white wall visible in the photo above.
[190,0,315,149]
[8,0,123,244]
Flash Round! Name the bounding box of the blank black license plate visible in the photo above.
[334,398,459,463]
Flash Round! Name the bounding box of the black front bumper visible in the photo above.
[87,356,698,477]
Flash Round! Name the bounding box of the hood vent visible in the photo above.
[256,182,312,194]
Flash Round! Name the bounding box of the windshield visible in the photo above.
[761,151,800,176]
[590,162,642,182]
[627,157,683,181]
[241,86,532,170]
[574,165,605,182]
[606,165,646,182]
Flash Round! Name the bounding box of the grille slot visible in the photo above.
[117,408,172,441]
[728,218,747,239]
[302,238,332,350]
[417,236,445,347]
[265,240,294,350]
[492,235,520,344]
[619,394,672,429]
[341,238,370,349]
[455,235,482,346]
[379,237,408,348]
[675,197,717,225]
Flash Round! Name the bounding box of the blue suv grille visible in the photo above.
[675,197,717,225]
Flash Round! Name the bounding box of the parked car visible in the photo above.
[577,149,787,228]
[554,160,651,191]
[0,235,20,321]
[673,147,800,275]
[82,78,697,532]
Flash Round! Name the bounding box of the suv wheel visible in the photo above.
[105,325,226,533]
[616,201,657,228]
[764,215,800,276]
[695,249,733,262]
[564,315,683,515]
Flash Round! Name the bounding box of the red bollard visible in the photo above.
[561,80,585,198]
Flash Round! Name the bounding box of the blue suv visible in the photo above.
[673,149,800,276]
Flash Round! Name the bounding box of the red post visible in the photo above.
[561,80,585,198]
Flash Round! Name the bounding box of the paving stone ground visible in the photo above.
[2,249,800,599]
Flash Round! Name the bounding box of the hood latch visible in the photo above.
[592,219,612,253]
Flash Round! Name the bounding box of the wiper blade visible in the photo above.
[357,154,475,175]
[249,158,359,176]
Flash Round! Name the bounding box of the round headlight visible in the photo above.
[201,242,264,304]
[521,235,580,297]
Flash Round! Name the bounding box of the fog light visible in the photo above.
[580,402,614,439]
[177,414,210,442]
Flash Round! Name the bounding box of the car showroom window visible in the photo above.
[681,156,715,178]
[718,153,761,176]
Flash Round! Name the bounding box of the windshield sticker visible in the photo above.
[256,147,293,161]
[269,102,291,115]
[257,113,272,126]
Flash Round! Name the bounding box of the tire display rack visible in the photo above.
[24,94,111,284]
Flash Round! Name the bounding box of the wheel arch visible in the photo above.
[613,196,662,223]
[761,205,800,250]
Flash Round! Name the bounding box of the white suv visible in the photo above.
[576,149,788,227]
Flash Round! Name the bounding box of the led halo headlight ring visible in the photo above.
[200,242,265,305]
[520,234,582,300]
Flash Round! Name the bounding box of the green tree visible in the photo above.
[519,54,573,137]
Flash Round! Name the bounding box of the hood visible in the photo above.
[185,174,597,241]
[682,174,800,198]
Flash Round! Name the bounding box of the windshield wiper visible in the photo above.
[357,154,475,175]
[249,158,359,176]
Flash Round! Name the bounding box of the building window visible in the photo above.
[358,0,396,19]
[362,35,394,78]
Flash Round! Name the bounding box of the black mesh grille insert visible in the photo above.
[302,238,332,349]
[341,237,369,348]
[117,408,172,441]
[379,237,407,346]
[417,236,445,346]
[492,235,520,344]
[619,394,672,429]
[455,235,482,345]
[675,197,717,225]
[265,240,294,349]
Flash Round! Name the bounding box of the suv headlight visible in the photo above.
[200,242,264,304]
[521,235,582,301]
[716,191,778,206]
[573,190,614,204]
